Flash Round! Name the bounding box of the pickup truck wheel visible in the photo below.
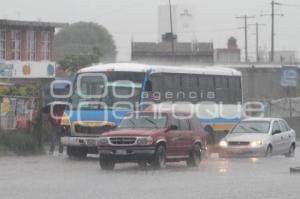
[67,146,87,159]
[187,143,202,167]
[99,155,115,170]
[152,145,166,169]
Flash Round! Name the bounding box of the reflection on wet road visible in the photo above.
[1,148,300,199]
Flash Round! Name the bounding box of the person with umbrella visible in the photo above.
[47,103,65,154]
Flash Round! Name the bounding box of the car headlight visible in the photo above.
[136,136,153,145]
[98,137,109,145]
[250,140,263,147]
[219,140,228,148]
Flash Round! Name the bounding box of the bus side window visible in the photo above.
[215,76,229,104]
[198,75,215,102]
[228,77,242,103]
[181,74,198,103]
[163,74,180,102]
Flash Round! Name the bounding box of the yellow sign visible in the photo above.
[1,97,10,113]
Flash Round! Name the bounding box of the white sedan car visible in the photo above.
[219,118,296,157]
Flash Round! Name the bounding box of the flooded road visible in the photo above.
[1,148,300,199]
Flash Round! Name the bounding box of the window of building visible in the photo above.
[41,31,51,60]
[11,30,21,60]
[0,30,5,60]
[27,31,36,60]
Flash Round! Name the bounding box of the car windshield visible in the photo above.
[118,114,167,129]
[231,121,270,134]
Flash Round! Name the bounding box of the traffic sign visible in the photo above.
[280,66,298,87]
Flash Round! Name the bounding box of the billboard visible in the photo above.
[0,61,56,78]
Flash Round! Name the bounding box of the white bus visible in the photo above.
[60,63,242,157]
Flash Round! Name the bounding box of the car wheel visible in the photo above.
[99,155,115,170]
[265,145,272,158]
[152,145,166,169]
[187,143,202,167]
[285,144,295,158]
[67,146,87,159]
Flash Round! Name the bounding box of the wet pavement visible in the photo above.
[1,148,300,199]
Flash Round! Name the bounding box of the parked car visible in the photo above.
[219,118,296,157]
[98,111,208,170]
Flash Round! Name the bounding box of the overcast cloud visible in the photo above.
[1,0,300,61]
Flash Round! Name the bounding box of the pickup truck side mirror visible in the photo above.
[272,130,281,135]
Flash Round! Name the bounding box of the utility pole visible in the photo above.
[261,1,283,62]
[250,23,265,63]
[168,0,175,58]
[236,15,255,62]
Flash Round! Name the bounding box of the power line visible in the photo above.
[261,1,284,63]
[249,23,266,63]
[236,15,255,62]
[280,3,300,8]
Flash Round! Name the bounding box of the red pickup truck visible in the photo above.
[98,111,208,170]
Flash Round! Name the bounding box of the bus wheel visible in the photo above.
[204,126,215,145]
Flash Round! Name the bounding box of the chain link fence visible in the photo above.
[247,97,300,139]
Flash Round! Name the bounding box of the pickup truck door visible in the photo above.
[177,119,193,156]
[166,118,181,156]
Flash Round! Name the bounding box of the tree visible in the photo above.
[54,22,117,71]
[58,47,102,73]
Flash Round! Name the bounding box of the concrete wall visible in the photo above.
[235,66,299,100]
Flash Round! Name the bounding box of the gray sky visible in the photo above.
[1,0,300,61]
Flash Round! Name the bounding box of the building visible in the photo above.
[215,37,241,64]
[131,33,214,65]
[158,4,196,42]
[272,51,297,64]
[0,19,67,130]
[0,19,67,78]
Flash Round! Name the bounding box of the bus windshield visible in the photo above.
[71,71,145,110]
